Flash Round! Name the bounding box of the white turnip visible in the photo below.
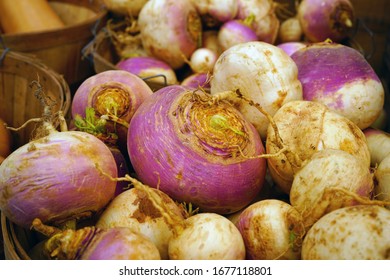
[168,212,246,260]
[210,41,303,139]
[302,205,390,260]
[235,199,305,260]
[290,148,374,229]
[96,187,186,259]
[188,48,218,74]
[266,100,371,194]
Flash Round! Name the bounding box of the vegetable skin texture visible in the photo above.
[290,149,374,229]
[302,205,390,260]
[297,0,354,42]
[96,187,186,259]
[291,42,384,130]
[266,100,371,194]
[210,41,303,139]
[138,0,202,69]
[168,213,245,260]
[127,85,267,214]
[235,199,305,260]
[0,131,117,229]
[0,0,64,34]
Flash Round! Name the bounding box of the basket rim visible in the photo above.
[0,0,108,50]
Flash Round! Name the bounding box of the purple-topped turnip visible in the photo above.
[277,41,307,56]
[71,70,153,154]
[32,219,161,260]
[0,89,118,229]
[127,85,267,214]
[218,19,258,52]
[291,42,384,130]
[181,72,211,91]
[297,0,355,42]
[116,56,178,85]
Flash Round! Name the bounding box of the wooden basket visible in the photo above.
[0,49,71,260]
[0,0,108,86]
[0,49,72,150]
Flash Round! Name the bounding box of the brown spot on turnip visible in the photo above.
[132,190,162,223]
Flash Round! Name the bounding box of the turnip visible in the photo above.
[72,107,131,197]
[290,148,375,229]
[0,87,118,229]
[291,42,385,130]
[104,174,246,260]
[95,187,187,259]
[235,199,305,260]
[363,127,390,167]
[302,205,390,260]
[138,0,202,69]
[278,17,303,43]
[71,70,153,154]
[277,41,306,56]
[266,100,371,194]
[188,47,218,74]
[127,85,267,214]
[190,0,238,28]
[181,72,211,91]
[168,212,246,260]
[210,41,303,139]
[116,56,178,85]
[31,218,161,260]
[374,153,390,209]
[236,0,280,44]
[217,19,258,52]
[297,0,355,43]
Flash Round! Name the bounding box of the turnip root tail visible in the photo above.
[5,79,68,136]
[31,218,95,260]
[96,165,186,236]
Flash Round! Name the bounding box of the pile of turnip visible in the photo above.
[1,0,390,261]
